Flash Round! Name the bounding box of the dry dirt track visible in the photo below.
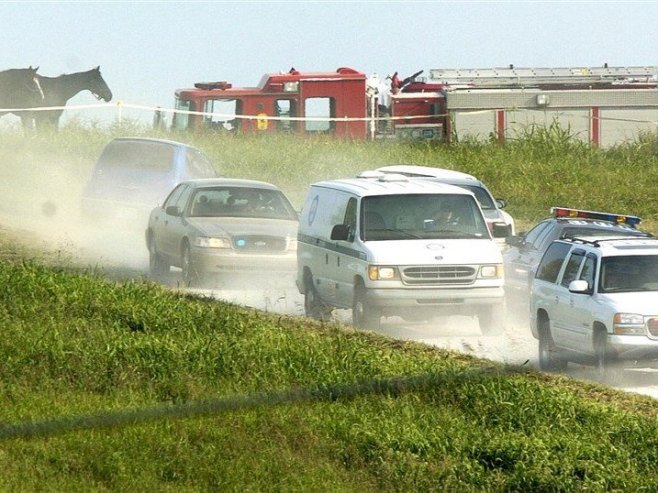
[3,202,658,401]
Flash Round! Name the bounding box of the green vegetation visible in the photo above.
[1,122,658,490]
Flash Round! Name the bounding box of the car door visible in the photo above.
[159,184,192,261]
[506,221,551,292]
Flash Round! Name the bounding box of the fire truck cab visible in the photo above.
[173,67,368,138]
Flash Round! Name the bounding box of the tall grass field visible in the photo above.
[1,121,658,490]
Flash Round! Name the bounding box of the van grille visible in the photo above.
[648,318,658,337]
[233,235,287,253]
[402,265,477,286]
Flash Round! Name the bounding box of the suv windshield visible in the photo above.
[361,193,489,241]
[599,255,658,292]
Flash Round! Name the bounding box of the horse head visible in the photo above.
[87,66,113,102]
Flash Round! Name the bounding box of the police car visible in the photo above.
[503,207,650,309]
[530,235,658,375]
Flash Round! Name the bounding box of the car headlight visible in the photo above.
[193,236,231,249]
[479,264,503,279]
[613,313,645,335]
[368,265,399,281]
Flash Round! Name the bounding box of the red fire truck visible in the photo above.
[172,67,446,140]
[172,65,658,146]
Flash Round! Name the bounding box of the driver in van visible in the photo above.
[427,205,459,230]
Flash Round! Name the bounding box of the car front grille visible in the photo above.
[233,235,287,253]
[401,265,477,286]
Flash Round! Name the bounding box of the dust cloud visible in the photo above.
[2,150,658,401]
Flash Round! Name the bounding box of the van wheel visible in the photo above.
[538,315,566,371]
[181,242,200,286]
[304,277,330,321]
[148,236,169,277]
[478,304,505,336]
[353,285,380,329]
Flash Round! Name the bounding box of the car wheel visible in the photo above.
[304,275,331,321]
[181,242,200,286]
[148,236,169,277]
[538,316,566,371]
[478,303,505,336]
[352,284,380,329]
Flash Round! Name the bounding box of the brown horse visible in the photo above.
[0,67,44,127]
[25,66,113,130]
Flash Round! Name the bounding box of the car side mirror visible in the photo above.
[492,222,511,238]
[165,205,181,217]
[330,224,350,241]
[568,279,590,293]
[495,198,507,209]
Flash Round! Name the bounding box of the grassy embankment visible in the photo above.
[1,123,658,490]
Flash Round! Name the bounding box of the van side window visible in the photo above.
[536,242,572,283]
[343,197,357,242]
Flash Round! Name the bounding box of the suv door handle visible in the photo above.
[554,296,559,304]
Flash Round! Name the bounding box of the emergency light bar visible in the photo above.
[551,207,641,227]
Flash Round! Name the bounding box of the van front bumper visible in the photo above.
[365,286,504,310]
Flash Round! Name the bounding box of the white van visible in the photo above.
[296,173,506,334]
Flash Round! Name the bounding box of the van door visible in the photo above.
[332,196,360,309]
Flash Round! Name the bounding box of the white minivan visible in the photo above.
[296,173,506,334]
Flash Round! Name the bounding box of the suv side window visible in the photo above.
[560,249,585,287]
[578,253,597,292]
[536,242,572,283]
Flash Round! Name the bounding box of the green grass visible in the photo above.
[1,123,658,490]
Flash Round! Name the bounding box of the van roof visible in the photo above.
[312,175,475,197]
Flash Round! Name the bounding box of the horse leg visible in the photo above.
[20,113,35,131]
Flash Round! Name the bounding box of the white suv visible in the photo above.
[530,236,658,374]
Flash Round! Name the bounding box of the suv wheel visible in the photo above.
[594,330,619,380]
[352,284,380,329]
[538,316,566,371]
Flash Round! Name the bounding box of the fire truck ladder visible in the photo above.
[429,66,658,87]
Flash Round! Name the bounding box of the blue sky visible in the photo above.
[3,0,657,125]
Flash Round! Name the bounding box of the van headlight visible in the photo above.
[193,236,231,249]
[368,265,399,281]
[479,264,503,279]
[613,313,645,335]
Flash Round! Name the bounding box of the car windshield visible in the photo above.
[189,187,297,220]
[599,255,658,293]
[361,193,490,241]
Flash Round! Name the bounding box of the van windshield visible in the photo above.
[599,255,658,292]
[361,193,490,241]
